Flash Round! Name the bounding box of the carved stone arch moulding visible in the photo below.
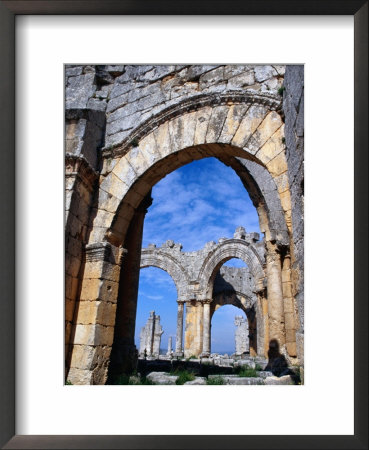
[91,94,290,252]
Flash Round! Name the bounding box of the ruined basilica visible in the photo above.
[65,64,304,384]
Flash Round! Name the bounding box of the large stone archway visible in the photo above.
[65,64,304,384]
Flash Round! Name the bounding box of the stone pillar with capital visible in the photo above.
[184,300,203,358]
[107,193,153,381]
[175,301,184,356]
[266,241,286,348]
[201,301,211,357]
[67,241,126,385]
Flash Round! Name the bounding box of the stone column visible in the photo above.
[201,301,211,356]
[108,194,152,381]
[175,301,184,356]
[167,336,173,356]
[184,300,203,358]
[67,241,125,385]
[281,252,297,357]
[266,241,286,348]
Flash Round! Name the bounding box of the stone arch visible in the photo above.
[140,248,190,301]
[198,239,265,300]
[210,291,260,357]
[89,93,289,249]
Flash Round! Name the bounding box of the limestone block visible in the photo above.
[274,172,290,193]
[112,156,138,186]
[227,71,255,89]
[80,277,119,303]
[88,226,108,245]
[91,209,115,229]
[65,66,83,77]
[101,156,118,176]
[69,344,112,371]
[266,152,288,178]
[199,66,225,90]
[264,375,294,385]
[255,126,285,165]
[225,377,264,385]
[77,300,117,326]
[254,65,277,82]
[186,65,221,81]
[218,104,249,144]
[170,112,197,151]
[256,371,273,378]
[73,323,114,346]
[97,191,121,214]
[246,111,283,155]
[66,72,96,109]
[146,372,178,385]
[100,173,129,201]
[137,133,162,166]
[124,145,153,176]
[184,377,207,385]
[84,259,121,283]
[224,65,252,79]
[154,122,172,158]
[231,105,267,148]
[67,367,93,385]
[194,106,212,145]
[279,190,292,213]
[206,105,229,143]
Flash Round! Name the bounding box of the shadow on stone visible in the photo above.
[265,339,300,384]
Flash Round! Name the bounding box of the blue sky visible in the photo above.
[135,157,260,353]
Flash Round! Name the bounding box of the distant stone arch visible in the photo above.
[198,238,265,300]
[140,246,190,301]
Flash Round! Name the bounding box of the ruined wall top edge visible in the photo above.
[65,64,286,151]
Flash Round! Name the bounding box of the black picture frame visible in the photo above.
[0,1,367,449]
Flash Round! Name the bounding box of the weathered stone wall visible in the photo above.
[99,65,285,149]
[65,66,108,370]
[282,66,304,363]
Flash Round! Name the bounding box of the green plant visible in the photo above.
[129,137,140,147]
[255,363,263,371]
[170,369,195,385]
[186,355,197,361]
[234,365,258,377]
[206,376,224,385]
[278,86,285,96]
[65,380,73,385]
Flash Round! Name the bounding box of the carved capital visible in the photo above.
[85,242,127,266]
[65,153,99,191]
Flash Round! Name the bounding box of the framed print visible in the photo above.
[1,1,367,449]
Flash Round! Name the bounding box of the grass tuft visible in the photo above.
[206,376,224,385]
